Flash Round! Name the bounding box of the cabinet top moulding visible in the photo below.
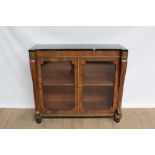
[28,44,128,52]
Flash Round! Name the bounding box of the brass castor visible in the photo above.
[35,112,42,124]
[113,111,122,123]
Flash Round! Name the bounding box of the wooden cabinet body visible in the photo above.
[29,44,128,123]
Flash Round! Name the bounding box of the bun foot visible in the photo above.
[113,111,122,123]
[35,111,42,124]
[114,117,120,123]
[36,118,42,124]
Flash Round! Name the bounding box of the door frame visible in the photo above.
[36,56,78,115]
[78,57,120,114]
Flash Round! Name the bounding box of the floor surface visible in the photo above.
[0,108,155,129]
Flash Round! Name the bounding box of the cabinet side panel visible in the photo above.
[111,59,120,112]
[29,58,41,114]
[117,51,128,114]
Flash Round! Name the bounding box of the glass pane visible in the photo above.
[41,61,75,111]
[82,62,115,110]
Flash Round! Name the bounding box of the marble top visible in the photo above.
[29,44,128,52]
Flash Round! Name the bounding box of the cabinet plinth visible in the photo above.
[29,44,128,123]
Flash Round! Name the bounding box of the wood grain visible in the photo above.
[29,47,128,123]
[0,108,154,129]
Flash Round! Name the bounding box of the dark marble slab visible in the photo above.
[29,44,128,52]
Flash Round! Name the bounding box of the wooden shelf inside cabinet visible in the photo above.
[83,84,114,86]
[83,102,111,110]
[43,86,75,111]
[82,86,114,110]
[42,83,74,86]
[83,62,115,86]
[43,86,74,102]
[44,101,75,111]
[41,61,74,86]
[29,44,128,123]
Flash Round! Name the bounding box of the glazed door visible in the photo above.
[79,57,119,114]
[37,57,78,115]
